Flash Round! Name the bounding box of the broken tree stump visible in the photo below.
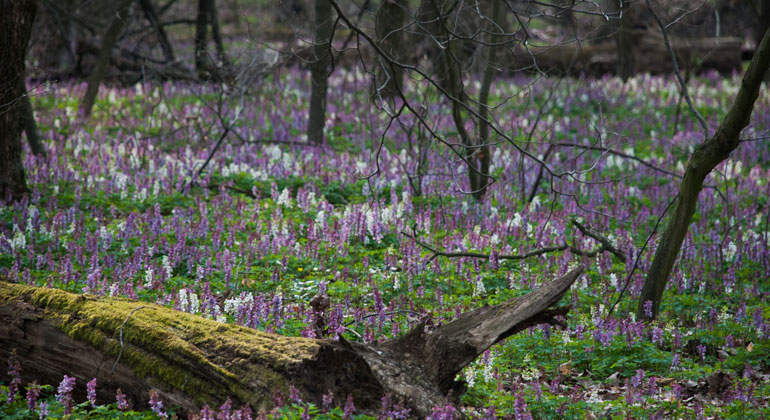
[0,265,583,417]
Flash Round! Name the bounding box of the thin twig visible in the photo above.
[571,220,627,263]
[645,0,709,135]
[605,193,678,319]
[111,306,152,374]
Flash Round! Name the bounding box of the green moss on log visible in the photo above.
[0,282,320,408]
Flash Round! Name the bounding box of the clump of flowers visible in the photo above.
[56,375,76,415]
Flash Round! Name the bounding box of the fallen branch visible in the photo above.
[403,222,626,263]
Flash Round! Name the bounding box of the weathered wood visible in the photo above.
[510,30,743,76]
[0,265,583,416]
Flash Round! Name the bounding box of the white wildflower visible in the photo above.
[144,268,153,288]
[276,188,292,207]
[724,241,737,261]
[162,256,173,279]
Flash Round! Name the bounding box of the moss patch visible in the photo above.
[0,282,320,408]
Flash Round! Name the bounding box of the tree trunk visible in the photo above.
[195,0,215,78]
[476,0,502,201]
[209,0,228,68]
[374,0,408,98]
[20,78,46,158]
[0,0,36,202]
[615,0,635,81]
[139,0,175,63]
[307,0,334,144]
[637,27,770,321]
[0,266,582,417]
[80,0,133,118]
[754,0,770,81]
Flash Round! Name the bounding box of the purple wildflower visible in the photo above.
[56,375,76,415]
[37,401,49,419]
[651,326,663,345]
[149,389,168,418]
[116,388,130,410]
[199,404,215,420]
[289,385,302,404]
[427,404,455,420]
[697,344,707,360]
[644,300,653,318]
[6,352,21,403]
[217,397,232,420]
[671,353,680,369]
[343,394,356,419]
[513,390,533,420]
[87,377,97,406]
[322,391,334,413]
[26,382,41,411]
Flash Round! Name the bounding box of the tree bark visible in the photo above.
[139,0,175,63]
[20,78,46,158]
[195,0,227,79]
[374,0,408,98]
[307,0,334,144]
[615,0,635,81]
[0,0,36,202]
[80,0,134,118]
[754,0,770,81]
[476,0,502,201]
[637,26,770,320]
[0,266,582,417]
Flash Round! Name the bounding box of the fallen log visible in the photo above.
[509,29,742,76]
[0,265,583,417]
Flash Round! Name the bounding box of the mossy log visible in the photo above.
[0,266,583,417]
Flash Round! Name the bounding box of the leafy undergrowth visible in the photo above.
[2,69,769,419]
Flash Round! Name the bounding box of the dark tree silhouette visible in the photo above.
[0,0,36,201]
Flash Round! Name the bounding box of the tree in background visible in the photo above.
[0,0,36,201]
[306,0,334,144]
[80,0,133,117]
[638,22,770,320]
[374,0,409,99]
[195,0,228,79]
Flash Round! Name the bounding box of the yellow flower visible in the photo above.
[297,267,303,272]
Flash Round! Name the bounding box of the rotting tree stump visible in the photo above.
[0,265,583,417]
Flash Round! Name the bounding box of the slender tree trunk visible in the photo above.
[20,78,45,158]
[139,0,175,63]
[428,0,488,201]
[209,1,228,67]
[638,27,770,320]
[374,0,408,98]
[754,0,770,81]
[476,0,502,200]
[307,0,334,144]
[80,0,133,118]
[0,0,36,201]
[615,0,635,81]
[195,0,228,79]
[0,267,582,417]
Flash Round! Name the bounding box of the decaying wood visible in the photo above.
[511,29,743,76]
[0,265,583,417]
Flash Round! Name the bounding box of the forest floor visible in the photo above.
[2,68,770,419]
